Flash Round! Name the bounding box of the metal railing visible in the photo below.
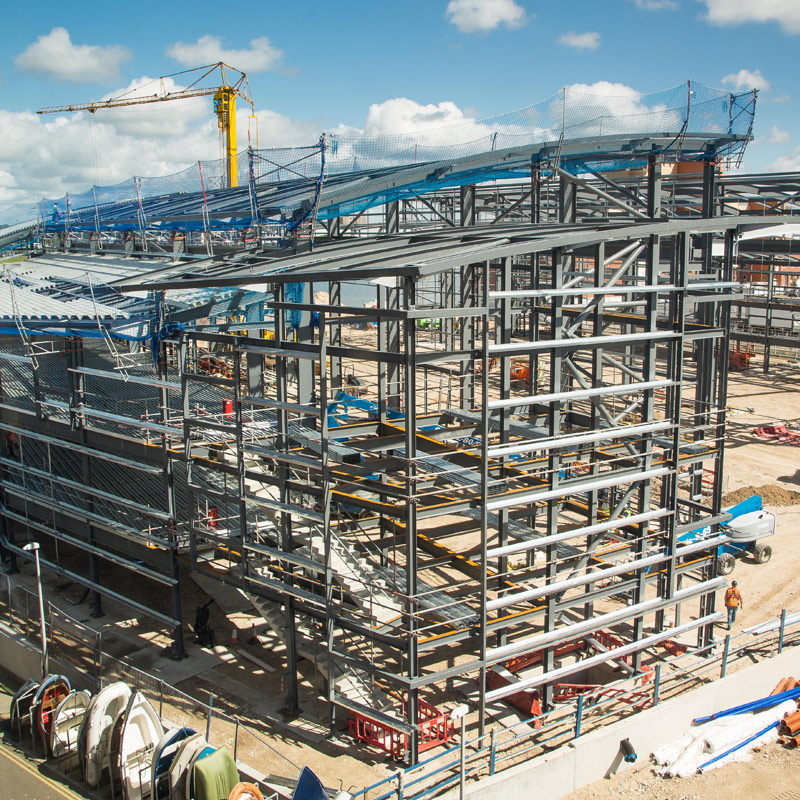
[352,615,800,800]
[4,571,798,800]
[0,574,299,795]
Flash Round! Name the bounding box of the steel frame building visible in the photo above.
[2,146,799,764]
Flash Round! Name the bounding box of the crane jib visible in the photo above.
[34,62,253,190]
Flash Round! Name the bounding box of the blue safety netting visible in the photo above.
[0,82,756,231]
[284,283,304,330]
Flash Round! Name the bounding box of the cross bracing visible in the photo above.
[1,142,800,766]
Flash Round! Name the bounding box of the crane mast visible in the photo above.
[37,63,253,189]
[213,88,237,188]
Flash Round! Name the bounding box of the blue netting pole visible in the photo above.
[248,147,258,227]
[287,134,327,236]
[135,176,147,237]
[285,283,303,331]
[92,186,101,235]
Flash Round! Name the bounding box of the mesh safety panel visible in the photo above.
[0,83,755,230]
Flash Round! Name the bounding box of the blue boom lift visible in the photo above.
[679,494,776,576]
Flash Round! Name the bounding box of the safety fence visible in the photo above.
[352,613,800,800]
[0,82,756,229]
[0,574,304,793]
[3,572,796,800]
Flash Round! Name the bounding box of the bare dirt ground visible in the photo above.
[570,357,800,800]
[571,740,800,800]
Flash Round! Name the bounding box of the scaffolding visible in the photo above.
[1,149,799,766]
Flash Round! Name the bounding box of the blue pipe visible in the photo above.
[693,686,800,723]
[697,720,779,772]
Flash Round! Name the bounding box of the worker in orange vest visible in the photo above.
[724,580,743,629]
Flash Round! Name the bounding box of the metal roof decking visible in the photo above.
[0,280,128,321]
[117,215,800,292]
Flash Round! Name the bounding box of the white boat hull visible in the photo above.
[119,691,164,800]
[83,682,132,788]
[50,690,91,759]
[168,733,206,800]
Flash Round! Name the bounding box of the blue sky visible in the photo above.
[1,0,799,210]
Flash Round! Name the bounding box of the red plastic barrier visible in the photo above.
[348,699,455,760]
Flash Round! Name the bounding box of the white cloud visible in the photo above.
[15,27,132,83]
[0,79,731,218]
[0,108,217,201]
[721,68,771,92]
[0,170,20,208]
[364,98,473,136]
[563,81,667,121]
[244,108,324,149]
[445,0,527,33]
[702,0,800,34]
[558,31,601,50]
[325,97,551,171]
[768,126,791,143]
[770,147,800,171]
[166,35,283,73]
[0,84,323,212]
[756,125,791,144]
[633,0,678,9]
[90,76,210,138]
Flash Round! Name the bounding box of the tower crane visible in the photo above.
[37,62,254,189]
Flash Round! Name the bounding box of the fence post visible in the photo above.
[96,631,103,680]
[489,728,497,776]
[459,715,466,800]
[44,602,52,676]
[234,720,239,761]
[575,695,584,738]
[720,634,731,679]
[395,769,404,800]
[95,634,101,689]
[778,609,787,655]
[159,680,164,719]
[652,664,661,706]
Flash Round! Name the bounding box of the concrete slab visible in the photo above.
[127,641,234,684]
[200,659,328,745]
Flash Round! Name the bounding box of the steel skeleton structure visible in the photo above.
[14,163,800,375]
[2,153,800,766]
[119,199,779,762]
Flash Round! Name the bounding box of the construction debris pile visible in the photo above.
[752,425,800,447]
